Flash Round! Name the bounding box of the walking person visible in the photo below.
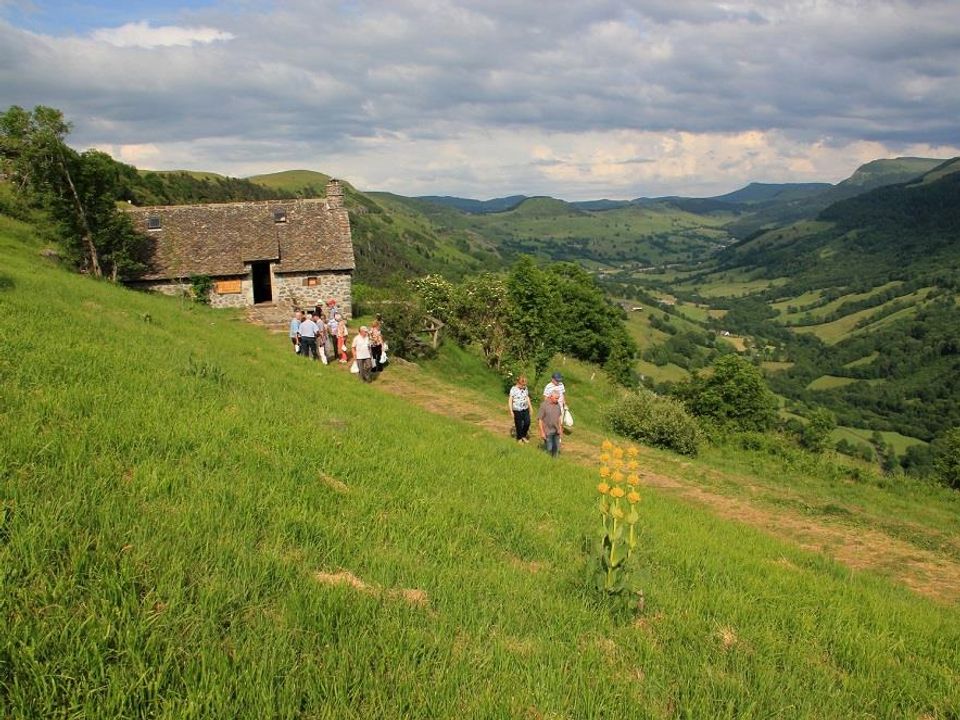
[508,375,532,443]
[297,313,321,361]
[314,312,329,364]
[336,313,349,363]
[369,320,384,372]
[543,372,567,412]
[289,309,302,353]
[537,390,563,457]
[325,310,338,361]
[351,326,374,382]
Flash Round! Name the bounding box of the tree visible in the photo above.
[0,105,147,279]
[800,408,837,453]
[933,428,960,489]
[675,355,778,431]
[506,257,559,378]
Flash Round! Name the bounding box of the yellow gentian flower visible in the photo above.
[628,474,640,487]
[610,486,625,498]
[597,482,610,495]
[627,491,641,504]
[612,470,625,484]
[599,466,611,478]
[601,440,614,451]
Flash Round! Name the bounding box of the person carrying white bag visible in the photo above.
[543,371,573,430]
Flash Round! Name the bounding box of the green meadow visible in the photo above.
[2,216,960,718]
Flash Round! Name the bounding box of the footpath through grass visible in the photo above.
[2,215,959,718]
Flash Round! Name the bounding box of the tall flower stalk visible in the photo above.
[595,440,642,596]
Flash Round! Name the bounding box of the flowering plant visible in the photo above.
[594,440,644,606]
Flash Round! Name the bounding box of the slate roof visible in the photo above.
[126,190,354,281]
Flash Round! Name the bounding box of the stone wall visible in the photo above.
[132,267,352,316]
[129,277,251,308]
[274,270,352,318]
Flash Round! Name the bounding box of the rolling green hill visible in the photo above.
[635,160,960,446]
[246,169,332,194]
[3,208,960,718]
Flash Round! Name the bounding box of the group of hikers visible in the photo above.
[288,298,387,383]
[508,372,571,457]
[291,299,568,454]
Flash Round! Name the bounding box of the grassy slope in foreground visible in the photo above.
[1,217,959,718]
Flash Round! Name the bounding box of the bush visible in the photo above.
[605,390,701,456]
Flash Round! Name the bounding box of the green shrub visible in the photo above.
[605,390,701,456]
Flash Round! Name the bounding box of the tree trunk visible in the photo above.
[57,150,101,277]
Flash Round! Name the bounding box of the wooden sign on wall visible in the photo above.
[216,279,242,294]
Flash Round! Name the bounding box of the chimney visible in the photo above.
[326,179,344,209]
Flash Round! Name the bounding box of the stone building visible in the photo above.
[125,179,354,317]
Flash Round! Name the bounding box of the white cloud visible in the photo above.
[0,1,958,197]
[90,21,233,49]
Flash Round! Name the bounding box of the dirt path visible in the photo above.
[374,361,960,604]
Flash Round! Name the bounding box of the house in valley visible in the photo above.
[125,179,354,316]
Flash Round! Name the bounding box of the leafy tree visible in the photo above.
[0,105,147,279]
[933,428,960,489]
[675,355,778,431]
[800,408,837,453]
[507,257,560,378]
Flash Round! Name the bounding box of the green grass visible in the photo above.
[832,426,928,456]
[777,282,903,324]
[844,352,880,369]
[247,169,332,191]
[791,288,935,345]
[2,215,960,718]
[689,272,789,299]
[807,375,860,391]
[403,196,734,266]
[761,361,794,373]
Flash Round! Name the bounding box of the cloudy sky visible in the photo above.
[2,0,959,199]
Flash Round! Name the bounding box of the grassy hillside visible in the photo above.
[247,169,332,194]
[3,215,960,717]
[401,195,735,268]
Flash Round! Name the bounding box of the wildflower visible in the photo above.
[613,447,625,459]
[599,466,611,478]
[599,453,611,464]
[597,482,610,495]
[628,474,640,487]
[627,460,639,471]
[602,440,614,451]
[627,446,639,458]
[610,486,625,499]
[627,491,641,504]
[612,470,625,484]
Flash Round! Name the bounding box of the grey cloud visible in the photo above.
[1,1,958,193]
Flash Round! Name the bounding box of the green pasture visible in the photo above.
[247,169,332,191]
[689,274,789,299]
[771,289,824,314]
[761,361,794,373]
[831,426,928,456]
[791,288,935,345]
[2,216,960,718]
[844,352,880,369]
[807,375,859,391]
[777,282,904,324]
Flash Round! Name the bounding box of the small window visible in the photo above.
[146,216,162,230]
[304,276,318,287]
[273,209,287,224]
